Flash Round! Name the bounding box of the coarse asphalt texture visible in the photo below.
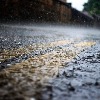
[0,24,100,100]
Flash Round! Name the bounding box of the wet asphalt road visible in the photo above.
[0,24,100,100]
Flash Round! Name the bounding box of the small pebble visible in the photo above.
[95,81,99,86]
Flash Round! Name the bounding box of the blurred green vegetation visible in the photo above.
[83,0,100,15]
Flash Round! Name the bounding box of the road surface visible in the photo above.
[0,24,100,100]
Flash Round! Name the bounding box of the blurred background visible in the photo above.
[0,0,100,27]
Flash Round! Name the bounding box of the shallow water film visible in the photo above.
[0,24,100,100]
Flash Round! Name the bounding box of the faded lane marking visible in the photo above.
[0,41,96,84]
[74,41,95,47]
[0,40,71,62]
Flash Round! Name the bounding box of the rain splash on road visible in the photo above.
[0,24,100,100]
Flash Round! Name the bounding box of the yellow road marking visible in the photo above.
[0,41,95,84]
[74,41,95,47]
[0,40,70,62]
